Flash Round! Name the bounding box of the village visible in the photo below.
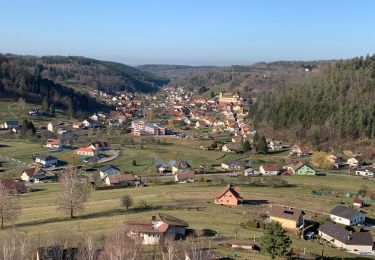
[0,86,374,259]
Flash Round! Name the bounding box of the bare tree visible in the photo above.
[0,229,31,260]
[121,195,133,210]
[103,227,142,260]
[185,238,212,260]
[78,233,97,260]
[57,168,90,218]
[17,97,27,114]
[0,185,21,228]
[161,236,181,260]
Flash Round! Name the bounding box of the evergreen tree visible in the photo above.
[210,90,215,98]
[260,221,291,259]
[243,140,251,152]
[41,96,49,112]
[49,104,56,117]
[255,135,268,154]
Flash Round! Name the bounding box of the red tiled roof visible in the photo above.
[261,163,279,171]
[215,184,242,200]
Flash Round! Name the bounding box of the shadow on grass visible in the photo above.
[243,199,269,206]
[14,205,163,229]
[0,144,11,148]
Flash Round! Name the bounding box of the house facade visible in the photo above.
[259,163,280,175]
[319,222,373,254]
[269,205,305,229]
[21,167,46,182]
[214,184,243,206]
[330,205,366,226]
[35,155,58,168]
[75,147,97,157]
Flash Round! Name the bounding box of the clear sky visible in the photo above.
[1,0,374,66]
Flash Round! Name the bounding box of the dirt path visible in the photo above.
[7,102,18,119]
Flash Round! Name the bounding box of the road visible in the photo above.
[7,102,18,119]
[0,155,28,169]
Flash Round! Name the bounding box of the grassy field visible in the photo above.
[0,173,372,259]
[1,120,375,258]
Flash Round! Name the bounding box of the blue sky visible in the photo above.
[1,0,374,65]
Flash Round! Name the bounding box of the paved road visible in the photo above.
[97,149,120,164]
[0,155,28,169]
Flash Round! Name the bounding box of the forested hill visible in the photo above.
[0,54,108,117]
[251,55,375,145]
[2,54,169,93]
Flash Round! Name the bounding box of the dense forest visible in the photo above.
[3,54,169,93]
[0,55,107,117]
[250,55,375,145]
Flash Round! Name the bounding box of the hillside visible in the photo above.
[250,55,375,147]
[0,54,107,116]
[3,54,169,93]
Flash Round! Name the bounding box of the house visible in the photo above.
[21,167,46,182]
[35,155,58,168]
[297,146,313,157]
[82,119,96,129]
[222,143,242,153]
[269,205,305,230]
[355,167,374,177]
[329,205,365,226]
[152,213,189,238]
[244,167,259,176]
[219,92,241,104]
[4,121,19,129]
[171,160,192,174]
[99,165,120,179]
[72,121,84,129]
[353,198,365,208]
[221,161,243,171]
[214,184,243,206]
[108,119,121,127]
[45,139,62,149]
[126,221,163,245]
[105,173,139,187]
[347,157,364,168]
[327,154,344,165]
[131,119,165,136]
[0,179,26,194]
[318,222,374,254]
[259,163,280,175]
[75,147,97,157]
[269,140,283,151]
[287,162,316,175]
[87,141,111,151]
[175,170,195,183]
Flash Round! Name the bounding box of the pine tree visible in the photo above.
[41,96,49,112]
[260,221,291,259]
[210,90,215,98]
[49,104,56,117]
[243,140,251,152]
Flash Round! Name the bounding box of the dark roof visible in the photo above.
[107,173,136,184]
[154,213,189,227]
[319,222,373,246]
[23,167,45,177]
[4,121,18,125]
[269,205,305,221]
[36,154,57,161]
[330,205,363,219]
[99,165,120,172]
[175,170,195,182]
[173,160,191,169]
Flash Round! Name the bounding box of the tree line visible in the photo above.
[250,54,375,145]
[0,55,109,118]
